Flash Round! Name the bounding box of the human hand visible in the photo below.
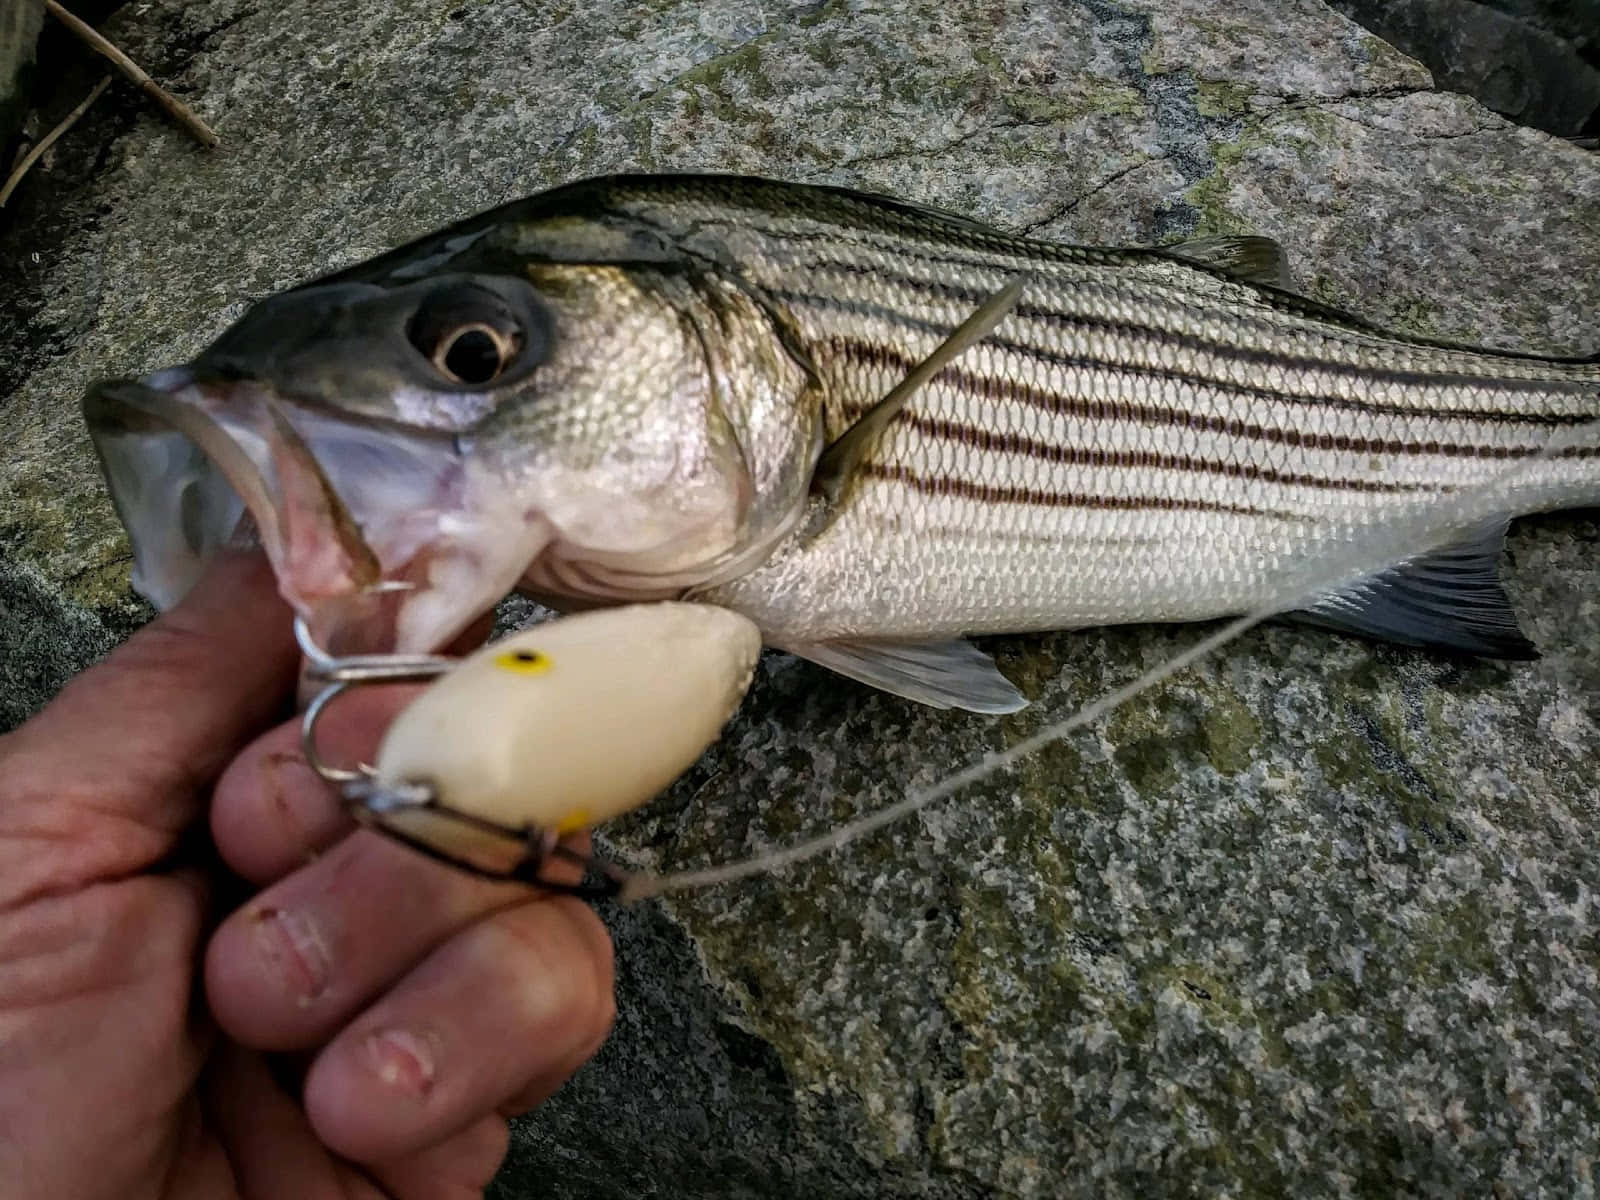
[0,551,615,1198]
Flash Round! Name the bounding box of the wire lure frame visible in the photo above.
[294,617,629,900]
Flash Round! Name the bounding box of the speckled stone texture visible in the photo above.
[2,2,1598,1197]
[1491,0,1600,56]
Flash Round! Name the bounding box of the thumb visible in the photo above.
[0,551,299,893]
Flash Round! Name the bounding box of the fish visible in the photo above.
[82,173,1600,713]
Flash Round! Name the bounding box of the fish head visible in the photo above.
[474,262,816,606]
[83,258,808,654]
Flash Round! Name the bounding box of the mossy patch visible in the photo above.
[1194,79,1254,119]
[1183,124,1253,234]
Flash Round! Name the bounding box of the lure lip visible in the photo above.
[83,369,552,654]
[343,777,631,901]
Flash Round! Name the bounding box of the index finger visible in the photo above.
[0,551,299,881]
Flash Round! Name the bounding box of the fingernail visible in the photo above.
[253,905,331,1004]
[365,1028,436,1097]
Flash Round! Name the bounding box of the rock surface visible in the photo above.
[1330,0,1600,136]
[0,0,44,162]
[3,1,1599,1196]
[1492,0,1600,55]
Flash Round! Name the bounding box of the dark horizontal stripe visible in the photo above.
[828,336,1594,462]
[787,287,1595,434]
[860,463,1297,519]
[777,258,1599,421]
[852,406,1433,495]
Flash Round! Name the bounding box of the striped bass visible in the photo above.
[82,173,1600,712]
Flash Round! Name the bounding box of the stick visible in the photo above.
[44,0,220,149]
[0,74,112,208]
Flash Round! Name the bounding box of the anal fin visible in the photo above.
[780,637,1029,713]
[1287,520,1537,659]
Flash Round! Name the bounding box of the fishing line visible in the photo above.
[620,416,1600,902]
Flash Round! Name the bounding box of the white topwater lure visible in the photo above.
[298,602,762,898]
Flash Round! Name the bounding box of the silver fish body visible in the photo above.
[84,174,1600,709]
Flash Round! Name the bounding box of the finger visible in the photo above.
[10,549,296,801]
[0,551,297,884]
[207,1041,510,1199]
[205,1041,377,1200]
[302,896,614,1164]
[205,823,591,1052]
[364,1114,509,1200]
[211,683,423,885]
[213,611,498,886]
[496,1042,606,1119]
[205,828,524,1050]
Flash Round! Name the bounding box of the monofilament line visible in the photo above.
[619,418,1600,903]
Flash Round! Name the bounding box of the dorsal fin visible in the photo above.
[811,276,1027,510]
[1160,235,1290,289]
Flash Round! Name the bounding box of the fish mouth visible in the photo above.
[84,370,552,654]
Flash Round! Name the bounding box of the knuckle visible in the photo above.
[117,616,222,676]
[557,901,616,1045]
[485,899,615,1030]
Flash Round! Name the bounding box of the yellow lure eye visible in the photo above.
[493,648,552,675]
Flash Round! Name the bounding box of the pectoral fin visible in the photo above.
[781,636,1029,713]
[1287,520,1537,659]
[811,275,1028,510]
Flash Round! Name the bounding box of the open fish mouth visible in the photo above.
[84,369,552,654]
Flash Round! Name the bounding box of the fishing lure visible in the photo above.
[298,601,762,897]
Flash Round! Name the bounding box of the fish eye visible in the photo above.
[407,282,531,387]
[434,322,513,385]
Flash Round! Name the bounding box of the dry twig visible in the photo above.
[44,0,220,149]
[0,75,113,208]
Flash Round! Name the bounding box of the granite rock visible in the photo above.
[2,1,1599,1196]
[1498,0,1600,57]
[1,0,44,162]
[1330,0,1600,136]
